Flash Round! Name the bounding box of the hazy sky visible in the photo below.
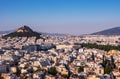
[0,0,120,35]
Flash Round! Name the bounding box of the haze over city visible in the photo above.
[0,0,120,35]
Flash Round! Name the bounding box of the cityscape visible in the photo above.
[0,26,120,79]
[0,0,120,79]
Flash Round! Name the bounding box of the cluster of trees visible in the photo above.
[74,43,120,51]
[48,66,70,78]
[78,66,84,73]
[48,67,57,76]
[102,55,116,74]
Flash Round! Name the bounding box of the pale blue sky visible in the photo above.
[0,0,120,35]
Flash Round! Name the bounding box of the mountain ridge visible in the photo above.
[91,27,120,35]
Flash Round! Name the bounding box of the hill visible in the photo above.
[2,25,41,38]
[92,27,120,35]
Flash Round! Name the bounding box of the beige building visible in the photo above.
[57,65,68,76]
[87,75,100,79]
[56,45,74,49]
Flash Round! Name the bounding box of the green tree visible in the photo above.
[48,67,57,76]
[104,66,111,74]
[78,66,84,73]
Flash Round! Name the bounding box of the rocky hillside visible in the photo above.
[2,25,41,38]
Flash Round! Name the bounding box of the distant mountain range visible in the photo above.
[0,30,13,34]
[92,27,120,35]
[1,26,120,36]
[39,32,66,36]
